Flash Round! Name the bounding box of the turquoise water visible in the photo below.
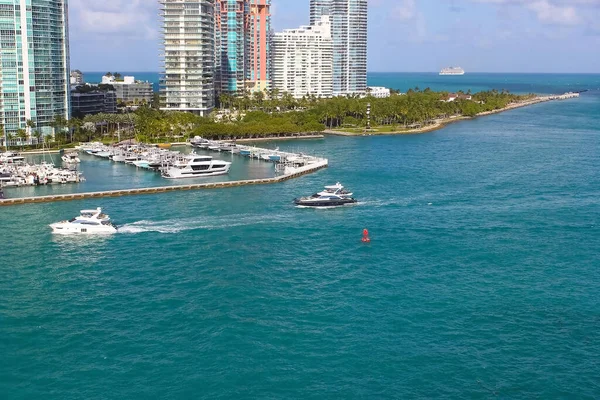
[8,147,279,199]
[2,78,600,399]
[368,72,600,94]
[82,72,600,95]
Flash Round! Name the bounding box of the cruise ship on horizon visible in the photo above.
[440,67,465,76]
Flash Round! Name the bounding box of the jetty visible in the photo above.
[0,156,328,207]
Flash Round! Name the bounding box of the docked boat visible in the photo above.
[190,136,210,148]
[62,152,81,164]
[132,159,151,169]
[294,183,358,208]
[95,150,113,159]
[0,152,26,164]
[49,208,117,235]
[161,154,231,179]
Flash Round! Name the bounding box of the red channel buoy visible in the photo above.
[362,229,371,243]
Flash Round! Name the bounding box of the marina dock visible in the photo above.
[0,159,328,207]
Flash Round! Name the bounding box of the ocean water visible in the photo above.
[8,147,278,199]
[1,76,600,399]
[81,72,600,95]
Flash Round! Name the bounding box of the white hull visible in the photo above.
[439,72,465,76]
[49,207,117,235]
[132,160,150,169]
[50,225,117,235]
[111,155,127,162]
[163,165,231,179]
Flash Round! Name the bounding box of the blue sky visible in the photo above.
[70,0,600,73]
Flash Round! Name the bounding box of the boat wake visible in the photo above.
[118,213,291,234]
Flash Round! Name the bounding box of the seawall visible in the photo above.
[0,160,328,207]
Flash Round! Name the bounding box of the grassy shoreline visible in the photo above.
[324,94,575,136]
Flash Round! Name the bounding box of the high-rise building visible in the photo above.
[248,0,270,92]
[160,0,215,115]
[309,0,330,25]
[309,0,367,96]
[71,88,117,118]
[215,0,249,95]
[215,0,271,96]
[271,16,333,99]
[102,75,154,105]
[0,0,70,138]
[70,70,84,86]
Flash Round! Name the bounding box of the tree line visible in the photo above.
[1,88,534,148]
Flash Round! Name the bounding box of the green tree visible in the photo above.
[32,130,42,148]
[0,124,5,150]
[16,128,27,150]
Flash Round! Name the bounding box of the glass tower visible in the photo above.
[0,0,70,138]
[215,0,249,95]
[160,0,215,115]
[309,0,329,25]
[309,0,367,96]
[248,0,270,92]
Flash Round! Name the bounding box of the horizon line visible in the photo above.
[77,70,600,75]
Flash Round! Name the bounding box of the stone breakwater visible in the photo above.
[0,160,328,207]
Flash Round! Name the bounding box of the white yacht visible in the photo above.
[50,208,117,235]
[132,159,151,169]
[190,136,210,148]
[162,154,231,179]
[0,152,26,164]
[62,152,81,164]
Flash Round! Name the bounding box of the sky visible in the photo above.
[69,0,600,73]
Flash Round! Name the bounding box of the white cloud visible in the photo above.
[392,0,417,21]
[470,0,599,26]
[528,0,580,25]
[69,0,157,39]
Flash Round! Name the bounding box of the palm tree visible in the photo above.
[26,119,36,139]
[6,132,15,149]
[0,124,6,151]
[33,130,42,149]
[68,118,82,144]
[16,128,27,150]
[82,122,96,141]
[52,115,68,144]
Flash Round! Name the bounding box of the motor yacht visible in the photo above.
[0,152,26,164]
[49,208,117,235]
[190,136,210,148]
[132,159,151,169]
[95,150,113,159]
[317,182,353,197]
[294,183,358,208]
[62,152,81,164]
[161,155,231,179]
